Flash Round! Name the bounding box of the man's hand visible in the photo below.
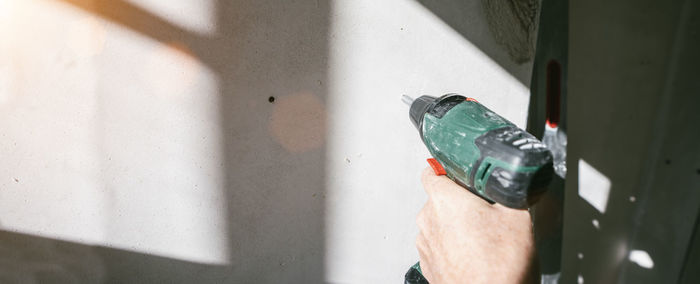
[416,168,538,284]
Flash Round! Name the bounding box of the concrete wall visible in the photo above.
[0,0,531,282]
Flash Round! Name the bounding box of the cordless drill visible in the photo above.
[402,93,554,284]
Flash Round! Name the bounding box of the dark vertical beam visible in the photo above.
[563,0,699,282]
[527,0,568,280]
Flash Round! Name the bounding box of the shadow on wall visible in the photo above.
[1,0,542,282]
[415,0,539,86]
[0,230,228,283]
[1,0,330,282]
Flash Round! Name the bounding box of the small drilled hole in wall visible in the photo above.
[268,96,275,103]
[665,159,671,165]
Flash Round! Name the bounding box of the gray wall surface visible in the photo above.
[0,0,533,282]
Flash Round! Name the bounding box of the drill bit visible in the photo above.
[401,95,414,106]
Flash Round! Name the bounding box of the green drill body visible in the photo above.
[404,94,554,284]
[409,94,553,209]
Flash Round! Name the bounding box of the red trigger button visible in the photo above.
[427,158,447,176]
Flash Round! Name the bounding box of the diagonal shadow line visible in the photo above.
[414,0,535,87]
[55,0,214,67]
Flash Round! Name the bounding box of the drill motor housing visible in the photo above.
[410,94,553,208]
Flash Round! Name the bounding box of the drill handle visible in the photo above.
[404,262,429,284]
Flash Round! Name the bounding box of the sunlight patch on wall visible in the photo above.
[67,16,107,58]
[0,0,229,265]
[629,249,654,269]
[143,42,204,97]
[94,18,228,264]
[0,0,109,246]
[578,159,611,214]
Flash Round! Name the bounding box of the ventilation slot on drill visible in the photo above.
[480,163,492,181]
